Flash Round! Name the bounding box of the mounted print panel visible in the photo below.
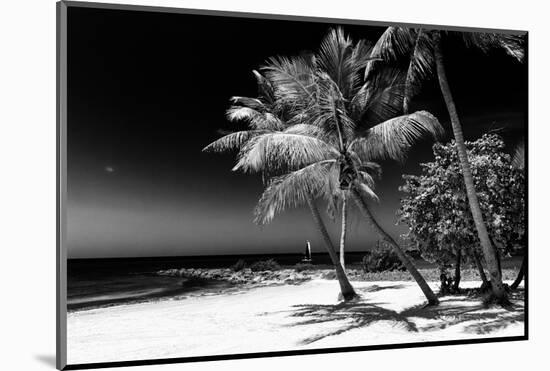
[57,1,527,369]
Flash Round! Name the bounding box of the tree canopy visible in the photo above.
[398,134,525,265]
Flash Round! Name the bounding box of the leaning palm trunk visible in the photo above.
[489,237,504,276]
[306,195,357,300]
[433,33,508,304]
[470,248,489,285]
[511,257,525,290]
[350,188,439,305]
[339,194,348,269]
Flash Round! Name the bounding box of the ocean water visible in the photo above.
[67,253,367,312]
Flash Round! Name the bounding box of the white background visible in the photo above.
[0,0,547,370]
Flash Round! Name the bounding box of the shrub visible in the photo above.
[362,246,405,273]
[294,263,315,272]
[398,134,525,265]
[249,259,281,272]
[231,259,247,272]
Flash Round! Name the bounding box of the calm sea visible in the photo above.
[67,252,367,312]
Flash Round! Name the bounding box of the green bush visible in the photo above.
[362,247,405,273]
[231,259,247,272]
[249,259,281,272]
[294,263,315,272]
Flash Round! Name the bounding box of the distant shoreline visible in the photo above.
[67,262,521,313]
[157,265,521,285]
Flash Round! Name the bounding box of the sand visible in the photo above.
[67,279,524,365]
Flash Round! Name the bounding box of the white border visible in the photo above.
[1,0,547,370]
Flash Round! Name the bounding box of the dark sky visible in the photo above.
[66,6,527,258]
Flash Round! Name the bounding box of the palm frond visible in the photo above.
[306,73,356,145]
[352,67,408,125]
[350,110,444,162]
[252,70,276,105]
[261,54,317,106]
[226,106,262,122]
[229,96,266,112]
[253,160,337,224]
[358,170,376,189]
[365,27,417,80]
[317,27,353,87]
[358,161,382,179]
[315,27,373,99]
[499,34,526,62]
[512,140,525,170]
[232,132,339,173]
[460,32,526,62]
[404,29,435,100]
[350,38,375,90]
[282,123,330,140]
[203,130,267,153]
[354,180,379,202]
[226,106,284,130]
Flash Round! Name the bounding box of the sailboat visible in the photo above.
[301,240,312,263]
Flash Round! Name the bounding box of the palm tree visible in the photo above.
[204,68,359,300]
[366,27,525,304]
[237,28,444,305]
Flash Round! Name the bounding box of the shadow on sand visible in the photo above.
[359,284,407,293]
[286,287,524,345]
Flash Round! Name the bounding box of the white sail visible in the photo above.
[302,240,312,263]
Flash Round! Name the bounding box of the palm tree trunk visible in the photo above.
[433,32,508,304]
[496,248,502,277]
[453,248,461,291]
[489,236,503,276]
[339,194,348,269]
[471,248,489,285]
[306,195,357,300]
[511,257,525,290]
[350,188,438,305]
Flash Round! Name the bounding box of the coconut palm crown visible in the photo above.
[231,29,444,224]
[364,27,525,113]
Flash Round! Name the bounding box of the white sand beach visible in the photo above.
[67,279,524,365]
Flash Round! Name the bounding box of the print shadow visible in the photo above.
[34,354,56,367]
[286,289,524,345]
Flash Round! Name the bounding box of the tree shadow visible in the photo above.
[357,284,406,294]
[288,301,418,345]
[508,288,525,301]
[401,296,524,334]
[286,290,524,345]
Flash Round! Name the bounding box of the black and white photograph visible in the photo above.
[58,1,528,369]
